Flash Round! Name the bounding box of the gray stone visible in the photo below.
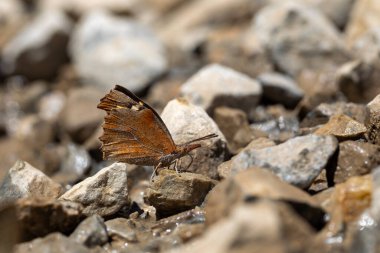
[365,94,380,144]
[59,162,129,217]
[219,135,338,188]
[70,215,108,248]
[0,161,62,208]
[70,10,167,92]
[180,64,262,115]
[252,1,351,76]
[145,169,216,217]
[257,72,304,108]
[160,98,228,179]
[1,10,72,79]
[105,218,138,243]
[14,233,91,253]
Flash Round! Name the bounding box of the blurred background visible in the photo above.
[0,0,379,186]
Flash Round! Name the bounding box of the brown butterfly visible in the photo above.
[97,85,217,179]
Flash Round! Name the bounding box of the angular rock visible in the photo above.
[206,168,323,227]
[168,201,321,253]
[145,169,216,217]
[70,215,108,248]
[16,198,83,240]
[336,141,380,184]
[180,64,262,115]
[336,60,380,103]
[0,161,62,208]
[38,90,66,122]
[160,98,228,179]
[300,102,369,128]
[60,86,104,143]
[252,1,351,76]
[213,107,254,153]
[59,162,129,217]
[366,94,380,144]
[1,10,72,80]
[257,72,304,108]
[219,135,338,188]
[218,138,275,179]
[314,114,367,140]
[14,233,91,253]
[70,10,167,92]
[106,218,139,243]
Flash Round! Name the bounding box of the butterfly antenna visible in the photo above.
[185,133,218,144]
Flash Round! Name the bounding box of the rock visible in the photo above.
[145,169,217,217]
[158,0,267,51]
[300,102,369,128]
[250,115,299,142]
[0,0,26,48]
[304,0,355,29]
[205,26,273,78]
[1,10,72,80]
[218,138,275,179]
[70,10,167,92]
[14,232,91,253]
[168,201,322,253]
[297,69,342,116]
[366,94,380,145]
[252,1,351,76]
[0,161,62,208]
[105,218,139,243]
[160,98,228,179]
[314,114,367,140]
[205,168,324,227]
[336,60,380,103]
[59,162,129,217]
[257,72,304,108]
[16,198,83,241]
[180,64,262,115]
[70,215,108,248]
[38,90,66,122]
[219,135,338,188]
[52,143,91,185]
[335,141,380,184]
[213,107,254,153]
[345,0,380,48]
[61,86,104,143]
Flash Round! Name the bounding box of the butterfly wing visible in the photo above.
[97,85,177,165]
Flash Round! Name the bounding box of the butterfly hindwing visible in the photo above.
[98,86,177,165]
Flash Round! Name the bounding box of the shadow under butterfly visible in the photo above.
[97,85,217,180]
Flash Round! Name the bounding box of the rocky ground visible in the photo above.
[1,0,380,252]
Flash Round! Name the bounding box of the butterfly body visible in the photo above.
[97,85,217,173]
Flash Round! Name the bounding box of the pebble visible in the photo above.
[366,94,380,144]
[252,1,351,76]
[145,169,217,217]
[180,64,262,115]
[314,114,367,140]
[336,141,380,184]
[257,72,304,108]
[14,232,92,253]
[59,162,129,217]
[70,215,108,248]
[160,98,228,179]
[0,161,62,208]
[218,134,338,188]
[205,167,324,226]
[70,10,167,92]
[1,10,72,80]
[16,198,83,240]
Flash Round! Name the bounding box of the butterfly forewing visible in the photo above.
[98,86,177,165]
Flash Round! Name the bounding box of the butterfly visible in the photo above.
[97,85,217,179]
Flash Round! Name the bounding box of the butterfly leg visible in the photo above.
[185,154,194,170]
[150,162,162,182]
